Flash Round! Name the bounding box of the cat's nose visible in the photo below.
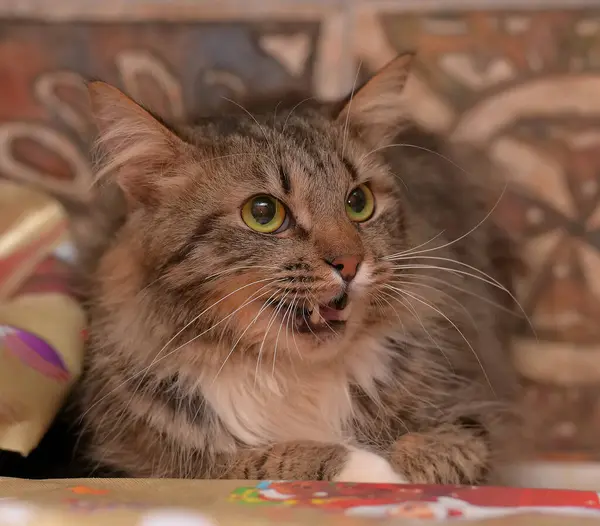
[327,254,363,282]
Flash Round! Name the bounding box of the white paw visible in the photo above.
[335,448,408,484]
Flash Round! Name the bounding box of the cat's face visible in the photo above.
[89,55,414,364]
[152,112,406,358]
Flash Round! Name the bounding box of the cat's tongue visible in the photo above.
[318,305,347,322]
[310,294,352,324]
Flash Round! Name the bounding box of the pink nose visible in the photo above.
[328,254,363,282]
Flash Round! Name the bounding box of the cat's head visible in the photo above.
[89,54,417,365]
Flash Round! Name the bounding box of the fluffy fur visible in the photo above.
[35,55,523,482]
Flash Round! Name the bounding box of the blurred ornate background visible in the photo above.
[1,0,600,459]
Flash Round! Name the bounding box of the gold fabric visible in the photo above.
[0,182,84,455]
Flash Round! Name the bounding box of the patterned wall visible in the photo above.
[351,9,600,456]
[2,3,600,457]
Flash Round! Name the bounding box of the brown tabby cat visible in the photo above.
[58,54,520,482]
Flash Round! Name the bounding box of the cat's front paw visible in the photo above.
[335,448,408,484]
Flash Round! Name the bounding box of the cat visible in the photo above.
[5,53,523,482]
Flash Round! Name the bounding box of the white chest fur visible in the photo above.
[201,337,392,448]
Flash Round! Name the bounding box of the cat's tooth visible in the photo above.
[338,301,352,321]
[310,305,321,325]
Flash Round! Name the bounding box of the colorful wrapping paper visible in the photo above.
[0,181,85,455]
[2,480,600,525]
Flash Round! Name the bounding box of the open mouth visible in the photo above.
[275,293,352,335]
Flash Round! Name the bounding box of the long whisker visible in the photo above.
[389,260,535,338]
[367,144,512,287]
[382,164,506,258]
[389,255,518,308]
[385,230,446,260]
[381,287,452,369]
[203,265,281,282]
[222,97,278,168]
[255,291,290,385]
[80,278,283,421]
[94,152,264,185]
[273,100,282,124]
[389,254,502,280]
[391,278,478,331]
[284,291,298,359]
[394,272,517,316]
[273,294,295,376]
[369,291,392,321]
[341,60,362,158]
[88,286,270,446]
[374,290,406,331]
[289,294,303,360]
[387,284,495,396]
[119,284,278,422]
[389,169,410,193]
[213,279,279,345]
[280,96,315,139]
[211,288,282,385]
[363,289,438,411]
[174,286,280,379]
[391,262,496,290]
[283,295,294,351]
[142,277,282,380]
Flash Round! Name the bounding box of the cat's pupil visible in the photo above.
[347,188,366,213]
[251,197,276,225]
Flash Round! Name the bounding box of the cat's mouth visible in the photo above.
[274,292,351,335]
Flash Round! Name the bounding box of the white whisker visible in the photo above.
[393,272,517,316]
[142,277,281,380]
[80,277,283,421]
[370,290,405,334]
[386,230,446,259]
[129,283,277,412]
[203,265,280,282]
[341,60,362,158]
[392,278,477,330]
[381,287,452,369]
[211,288,282,385]
[386,284,495,396]
[389,260,535,338]
[272,291,294,376]
[378,155,507,259]
[254,291,289,386]
[222,97,279,168]
[289,294,303,360]
[280,96,315,139]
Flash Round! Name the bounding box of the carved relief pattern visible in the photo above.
[0,22,320,198]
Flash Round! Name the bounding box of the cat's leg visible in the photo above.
[217,442,407,483]
[389,423,489,484]
[84,420,404,482]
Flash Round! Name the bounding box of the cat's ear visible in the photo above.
[87,81,190,206]
[336,53,414,146]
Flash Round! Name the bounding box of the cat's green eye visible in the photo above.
[242,195,287,233]
[346,184,375,222]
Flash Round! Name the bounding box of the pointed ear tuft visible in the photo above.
[337,53,415,146]
[88,81,189,206]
